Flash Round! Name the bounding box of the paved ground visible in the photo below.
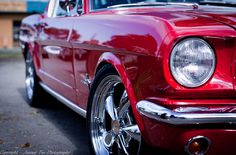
[0,52,90,155]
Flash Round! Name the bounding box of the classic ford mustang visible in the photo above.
[19,0,236,154]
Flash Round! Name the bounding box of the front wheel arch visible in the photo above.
[95,53,145,132]
[87,64,142,155]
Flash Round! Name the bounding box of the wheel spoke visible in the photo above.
[105,94,118,120]
[118,90,130,119]
[118,135,129,155]
[26,55,32,63]
[31,77,34,87]
[25,64,34,99]
[90,75,142,155]
[103,131,115,148]
[118,90,130,118]
[120,90,128,105]
[28,67,33,76]
[122,125,141,142]
[118,100,130,118]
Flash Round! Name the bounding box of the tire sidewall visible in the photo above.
[25,51,40,106]
[86,65,118,155]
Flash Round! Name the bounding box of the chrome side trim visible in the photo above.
[40,82,86,118]
[81,74,91,89]
[43,46,62,55]
[136,100,236,125]
[39,70,72,89]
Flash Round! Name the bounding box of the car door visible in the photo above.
[38,0,79,103]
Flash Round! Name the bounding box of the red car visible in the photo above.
[19,0,236,154]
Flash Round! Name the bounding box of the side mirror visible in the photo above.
[59,0,76,15]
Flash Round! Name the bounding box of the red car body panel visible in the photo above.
[39,17,77,103]
[19,1,236,154]
[142,116,236,154]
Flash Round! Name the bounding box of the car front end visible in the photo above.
[135,5,236,154]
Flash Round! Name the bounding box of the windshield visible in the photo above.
[91,0,236,10]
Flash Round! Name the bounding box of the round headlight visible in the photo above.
[170,38,215,87]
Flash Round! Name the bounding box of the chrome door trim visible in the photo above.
[39,69,73,89]
[43,45,62,55]
[40,82,87,118]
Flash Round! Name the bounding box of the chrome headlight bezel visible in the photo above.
[170,38,216,88]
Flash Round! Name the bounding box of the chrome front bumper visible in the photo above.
[136,100,236,125]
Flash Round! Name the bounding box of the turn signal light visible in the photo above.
[185,136,211,155]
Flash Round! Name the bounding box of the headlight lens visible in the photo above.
[170,38,215,87]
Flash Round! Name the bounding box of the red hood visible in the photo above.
[109,5,236,91]
[114,5,236,30]
[187,6,236,30]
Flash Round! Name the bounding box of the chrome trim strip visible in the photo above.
[136,100,236,125]
[43,46,62,55]
[39,70,73,90]
[89,2,197,13]
[40,82,87,118]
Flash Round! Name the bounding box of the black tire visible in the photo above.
[25,51,44,106]
[87,65,142,155]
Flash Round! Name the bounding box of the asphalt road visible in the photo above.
[0,52,90,155]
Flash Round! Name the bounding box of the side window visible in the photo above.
[48,0,82,17]
[57,0,76,16]
[92,0,130,9]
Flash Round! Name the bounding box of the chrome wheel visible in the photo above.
[25,53,34,100]
[90,75,141,155]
